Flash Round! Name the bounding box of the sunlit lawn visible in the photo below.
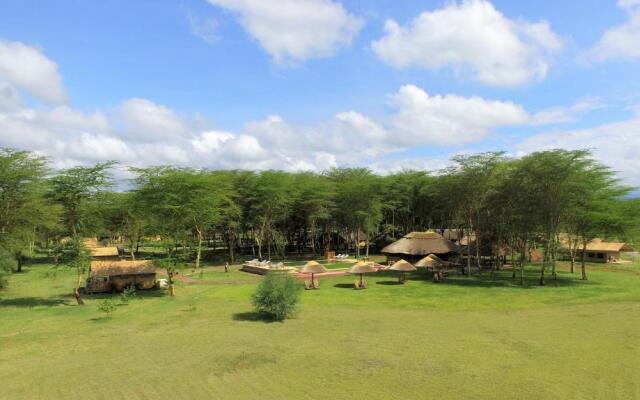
[1,259,639,399]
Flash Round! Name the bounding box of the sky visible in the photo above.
[1,0,640,186]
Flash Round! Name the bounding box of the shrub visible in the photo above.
[0,249,16,289]
[98,299,116,318]
[251,272,302,321]
[120,284,136,304]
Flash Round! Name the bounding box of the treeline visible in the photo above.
[1,148,638,289]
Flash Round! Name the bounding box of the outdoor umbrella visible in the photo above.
[388,259,416,283]
[415,254,444,268]
[301,261,328,289]
[348,261,376,289]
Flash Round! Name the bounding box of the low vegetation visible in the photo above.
[252,271,302,321]
[0,260,639,399]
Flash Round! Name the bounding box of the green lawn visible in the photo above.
[1,260,639,399]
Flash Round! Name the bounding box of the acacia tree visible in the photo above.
[0,149,60,273]
[48,162,115,237]
[132,167,237,269]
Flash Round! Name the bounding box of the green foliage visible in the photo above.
[251,272,302,321]
[97,298,116,318]
[120,284,137,304]
[0,249,15,289]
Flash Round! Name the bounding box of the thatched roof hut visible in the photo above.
[573,239,635,263]
[381,231,459,263]
[348,261,376,274]
[90,246,120,260]
[87,260,156,293]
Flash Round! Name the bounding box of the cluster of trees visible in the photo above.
[0,147,638,293]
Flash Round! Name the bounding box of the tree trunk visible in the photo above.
[74,268,85,306]
[581,241,588,280]
[168,270,176,296]
[15,253,22,273]
[195,227,203,269]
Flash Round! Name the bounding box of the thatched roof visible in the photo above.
[581,239,634,252]
[348,261,376,274]
[388,259,416,272]
[82,237,100,249]
[301,261,328,274]
[90,247,119,258]
[415,254,447,268]
[90,260,155,277]
[381,231,459,256]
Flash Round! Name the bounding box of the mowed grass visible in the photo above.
[1,260,640,399]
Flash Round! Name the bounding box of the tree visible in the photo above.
[48,162,114,237]
[0,149,60,272]
[132,167,238,268]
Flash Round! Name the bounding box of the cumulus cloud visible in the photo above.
[186,10,219,45]
[207,0,363,63]
[0,40,67,104]
[587,0,640,62]
[371,0,562,86]
[119,98,188,141]
[389,84,529,145]
[518,112,640,185]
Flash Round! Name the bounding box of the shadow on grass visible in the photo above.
[333,283,356,289]
[421,270,595,289]
[0,297,69,308]
[376,280,403,286]
[232,311,280,323]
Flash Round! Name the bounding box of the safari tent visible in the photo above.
[86,260,156,293]
[575,239,634,263]
[381,231,459,263]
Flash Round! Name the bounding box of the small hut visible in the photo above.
[86,260,156,293]
[90,246,120,261]
[381,231,459,264]
[575,239,635,263]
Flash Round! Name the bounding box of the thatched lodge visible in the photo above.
[575,239,634,263]
[381,231,459,263]
[86,260,157,293]
[90,246,120,261]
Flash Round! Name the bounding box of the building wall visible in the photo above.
[577,250,621,263]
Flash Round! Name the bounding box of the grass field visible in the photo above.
[1,259,639,399]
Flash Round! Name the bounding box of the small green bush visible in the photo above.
[98,299,116,318]
[251,272,302,321]
[120,284,136,304]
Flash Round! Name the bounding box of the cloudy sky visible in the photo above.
[1,0,639,184]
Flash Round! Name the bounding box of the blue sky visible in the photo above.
[1,0,639,184]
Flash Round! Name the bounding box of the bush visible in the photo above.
[120,284,136,304]
[251,272,302,321]
[0,249,16,289]
[98,299,116,318]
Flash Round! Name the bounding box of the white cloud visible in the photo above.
[587,1,640,62]
[389,84,529,145]
[518,112,640,185]
[530,97,604,125]
[0,40,66,104]
[186,10,219,45]
[207,0,363,63]
[371,0,562,86]
[119,98,188,141]
[0,82,21,111]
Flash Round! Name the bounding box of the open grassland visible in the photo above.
[1,261,639,399]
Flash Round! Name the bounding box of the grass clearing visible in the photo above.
[1,260,639,399]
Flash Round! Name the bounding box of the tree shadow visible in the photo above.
[0,297,69,308]
[428,270,596,289]
[375,280,403,286]
[232,311,280,323]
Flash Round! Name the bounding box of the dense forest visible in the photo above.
[1,147,639,293]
